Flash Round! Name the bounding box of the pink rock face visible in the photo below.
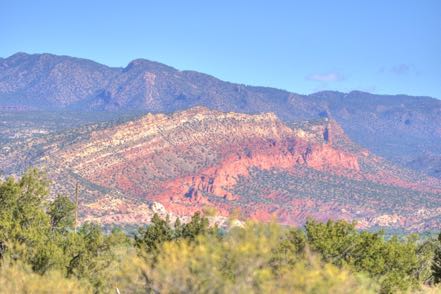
[30,107,441,229]
[151,138,361,206]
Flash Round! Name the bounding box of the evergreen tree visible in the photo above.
[0,169,51,263]
[433,233,441,284]
[48,195,76,233]
[135,213,173,252]
[181,211,211,240]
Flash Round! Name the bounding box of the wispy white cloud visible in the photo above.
[379,64,417,75]
[391,64,411,75]
[306,72,344,82]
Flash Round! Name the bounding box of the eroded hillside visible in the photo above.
[1,107,440,230]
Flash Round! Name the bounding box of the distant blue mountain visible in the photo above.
[1,52,440,178]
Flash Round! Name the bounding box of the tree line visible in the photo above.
[0,169,441,293]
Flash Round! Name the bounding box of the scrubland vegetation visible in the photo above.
[1,169,441,293]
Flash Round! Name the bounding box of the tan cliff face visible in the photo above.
[2,107,440,230]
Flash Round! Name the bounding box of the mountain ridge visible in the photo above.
[1,52,440,180]
[3,53,438,109]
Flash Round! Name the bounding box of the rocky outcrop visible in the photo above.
[1,106,440,230]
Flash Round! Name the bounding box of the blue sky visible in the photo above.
[1,0,440,98]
